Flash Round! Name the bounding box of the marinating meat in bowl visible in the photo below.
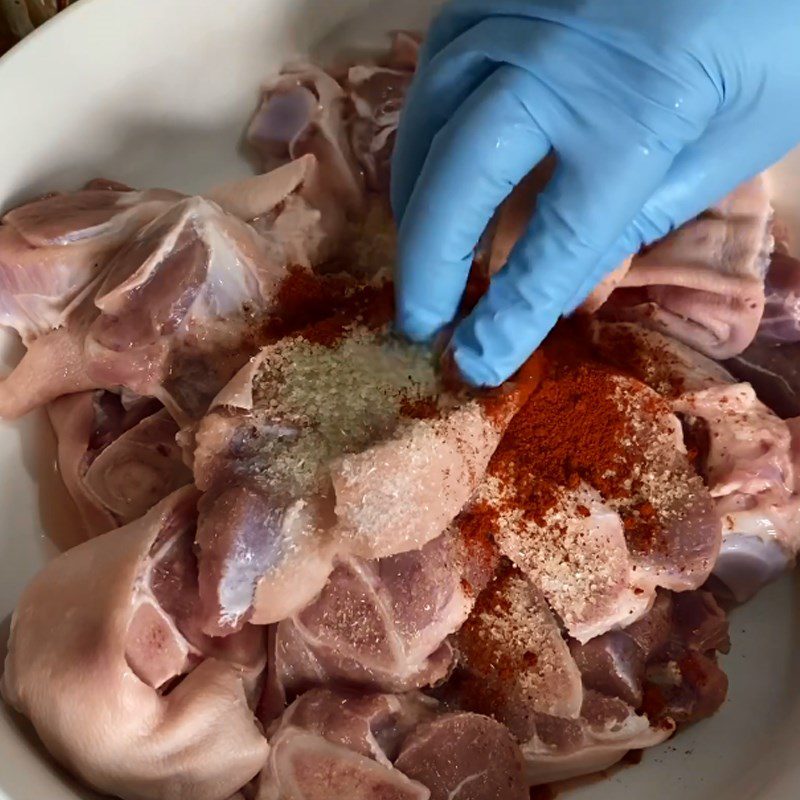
[2,29,800,800]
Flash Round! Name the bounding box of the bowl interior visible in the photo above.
[0,1,798,798]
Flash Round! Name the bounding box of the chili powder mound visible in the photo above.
[258,267,395,348]
[473,326,687,555]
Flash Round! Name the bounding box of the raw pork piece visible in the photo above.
[596,176,774,359]
[261,531,476,719]
[257,687,527,800]
[387,31,422,71]
[346,54,415,192]
[0,182,180,417]
[453,566,584,731]
[1,487,267,800]
[485,481,654,643]
[451,567,674,785]
[569,592,675,708]
[571,590,730,724]
[247,65,364,212]
[257,689,431,800]
[521,691,674,786]
[394,713,528,800]
[248,31,421,201]
[590,320,736,397]
[593,322,800,601]
[0,182,180,344]
[476,350,720,641]
[638,591,730,727]
[47,390,191,538]
[0,159,345,422]
[758,250,800,343]
[674,383,800,601]
[727,244,800,416]
[192,315,542,633]
[246,51,413,277]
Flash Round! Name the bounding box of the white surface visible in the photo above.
[0,0,798,798]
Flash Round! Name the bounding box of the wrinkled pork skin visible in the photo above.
[1,488,267,800]
[0,160,342,423]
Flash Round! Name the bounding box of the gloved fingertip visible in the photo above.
[396,307,447,344]
[451,343,507,388]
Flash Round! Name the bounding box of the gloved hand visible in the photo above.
[392,0,800,385]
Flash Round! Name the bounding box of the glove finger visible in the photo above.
[452,134,682,385]
[391,43,494,223]
[396,65,551,342]
[394,12,715,227]
[565,118,790,311]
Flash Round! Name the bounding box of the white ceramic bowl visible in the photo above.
[0,1,799,798]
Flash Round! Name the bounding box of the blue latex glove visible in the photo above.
[392,0,800,385]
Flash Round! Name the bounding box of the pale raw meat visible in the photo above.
[211,155,348,268]
[452,568,677,785]
[642,592,730,725]
[264,532,473,713]
[258,687,526,800]
[758,250,800,343]
[454,567,584,732]
[247,64,364,211]
[675,383,800,600]
[84,194,291,422]
[593,322,800,600]
[394,714,528,800]
[0,183,179,418]
[0,183,179,343]
[0,162,338,422]
[598,176,773,359]
[84,407,191,524]
[191,320,539,632]
[347,62,413,192]
[487,481,653,643]
[256,689,432,800]
[521,692,674,786]
[263,688,436,764]
[478,353,720,640]
[387,31,422,71]
[569,590,730,715]
[0,288,98,418]
[48,390,191,538]
[1,488,267,800]
[455,572,726,785]
[603,376,722,593]
[258,730,429,800]
[591,321,736,397]
[710,534,792,603]
[569,592,673,708]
